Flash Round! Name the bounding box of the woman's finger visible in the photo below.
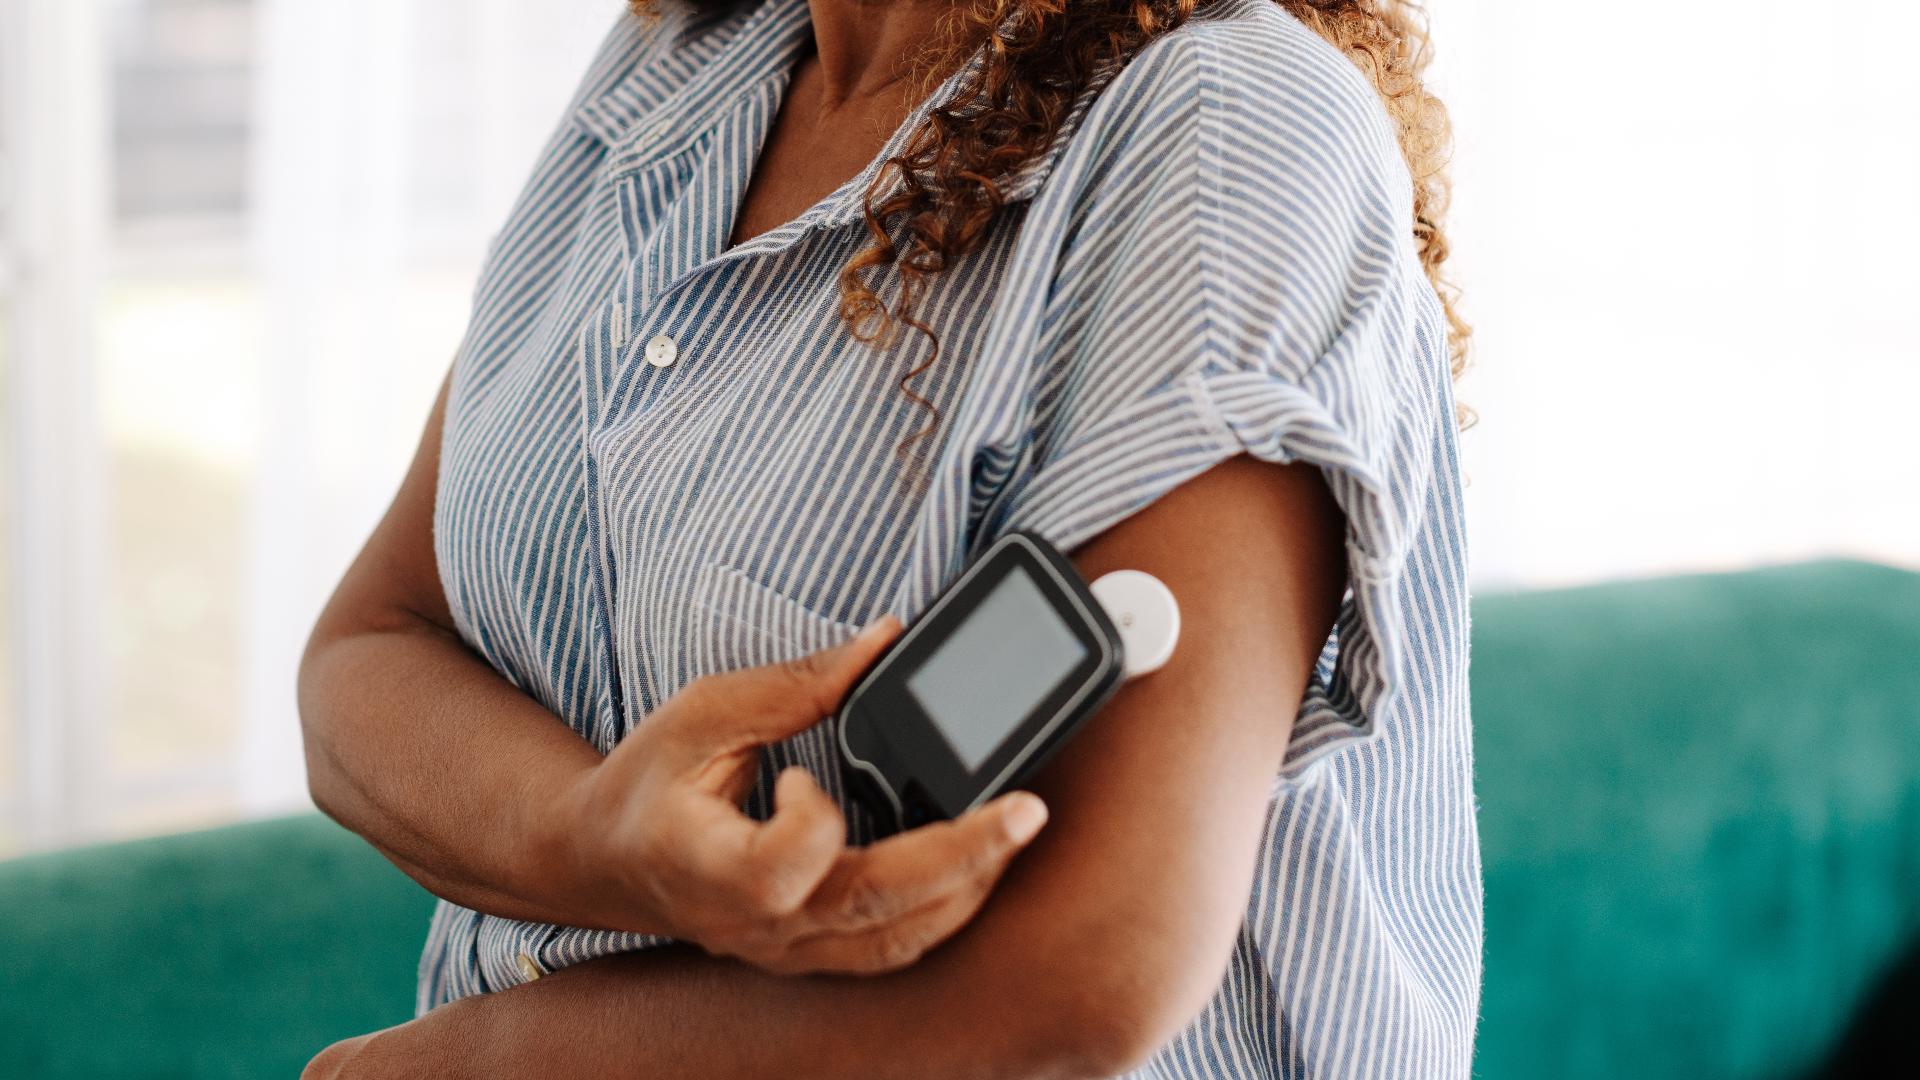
[666,768,844,927]
[662,615,903,764]
[735,767,849,913]
[809,791,1048,931]
[762,879,994,976]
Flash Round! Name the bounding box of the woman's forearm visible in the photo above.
[387,942,1119,1080]
[291,367,664,926]
[362,823,575,929]
[298,613,617,930]
[297,374,657,934]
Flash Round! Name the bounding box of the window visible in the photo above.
[0,27,15,847]
[96,0,260,837]
[0,0,609,855]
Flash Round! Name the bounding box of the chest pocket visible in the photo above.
[678,557,879,836]
[683,558,865,680]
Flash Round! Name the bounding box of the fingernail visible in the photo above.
[1003,793,1049,844]
[856,614,897,644]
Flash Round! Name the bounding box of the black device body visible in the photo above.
[836,530,1126,836]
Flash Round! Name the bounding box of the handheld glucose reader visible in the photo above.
[836,530,1181,835]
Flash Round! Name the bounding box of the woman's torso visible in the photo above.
[423,0,1482,1075]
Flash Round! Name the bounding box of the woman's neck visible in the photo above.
[803,0,967,108]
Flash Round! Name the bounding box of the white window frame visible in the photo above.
[3,0,112,850]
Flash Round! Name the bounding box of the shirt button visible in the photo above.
[516,952,543,982]
[645,334,677,368]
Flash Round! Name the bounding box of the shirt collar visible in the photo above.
[570,0,1089,227]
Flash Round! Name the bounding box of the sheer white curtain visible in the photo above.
[239,0,613,813]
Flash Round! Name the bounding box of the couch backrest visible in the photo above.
[0,813,435,1078]
[1472,559,1920,1079]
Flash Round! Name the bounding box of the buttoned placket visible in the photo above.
[576,267,639,753]
[594,90,814,426]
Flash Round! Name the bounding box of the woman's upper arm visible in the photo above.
[908,451,1347,1074]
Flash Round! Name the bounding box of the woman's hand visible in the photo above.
[548,614,1051,976]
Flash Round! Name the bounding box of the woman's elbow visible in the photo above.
[295,629,351,823]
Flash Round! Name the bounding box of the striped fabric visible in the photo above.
[423,0,1481,1074]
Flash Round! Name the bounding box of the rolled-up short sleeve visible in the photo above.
[980,27,1456,780]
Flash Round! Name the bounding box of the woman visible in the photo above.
[299,0,1478,1074]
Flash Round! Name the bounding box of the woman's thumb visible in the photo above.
[682,613,904,753]
[799,613,902,709]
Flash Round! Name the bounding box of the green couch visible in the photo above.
[3,560,1915,1078]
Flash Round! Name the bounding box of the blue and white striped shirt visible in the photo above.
[423,0,1482,1074]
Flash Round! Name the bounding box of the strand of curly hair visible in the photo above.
[628,0,1472,445]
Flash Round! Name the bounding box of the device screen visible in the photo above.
[904,566,1090,771]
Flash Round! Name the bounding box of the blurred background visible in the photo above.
[0,0,1915,856]
[1,1,1917,1077]
[1,0,613,853]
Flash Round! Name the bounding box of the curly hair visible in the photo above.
[628,0,1471,438]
